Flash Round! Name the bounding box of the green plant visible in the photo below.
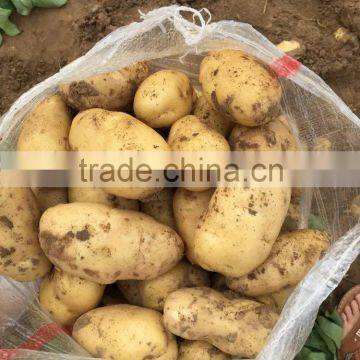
[0,0,67,45]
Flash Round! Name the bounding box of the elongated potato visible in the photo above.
[178,340,230,360]
[173,188,213,263]
[68,187,139,211]
[226,229,330,296]
[0,188,51,281]
[39,202,183,284]
[193,95,233,137]
[140,189,176,228]
[193,186,291,277]
[200,50,282,127]
[69,109,170,199]
[163,287,279,357]
[73,305,178,360]
[39,268,105,326]
[118,260,210,311]
[256,286,295,312]
[134,70,195,128]
[60,62,149,111]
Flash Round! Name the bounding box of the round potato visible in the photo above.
[173,188,213,263]
[193,95,233,137]
[140,189,176,228]
[200,50,282,127]
[39,202,184,284]
[73,305,178,360]
[39,268,105,326]
[163,287,279,358]
[0,188,51,281]
[69,109,170,199]
[178,340,230,360]
[226,229,330,296]
[117,260,210,311]
[68,187,139,211]
[59,62,149,111]
[134,70,195,128]
[193,186,291,277]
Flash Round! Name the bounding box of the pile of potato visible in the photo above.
[0,50,330,360]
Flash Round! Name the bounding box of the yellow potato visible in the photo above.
[200,50,282,127]
[173,188,213,263]
[134,70,195,128]
[140,189,176,228]
[39,202,184,284]
[39,268,105,326]
[193,186,291,277]
[226,229,330,296]
[163,287,279,357]
[117,260,210,311]
[60,62,149,111]
[68,187,139,211]
[0,188,51,281]
[193,95,233,137]
[69,109,170,199]
[32,188,68,212]
[178,340,230,360]
[257,286,295,312]
[73,305,178,360]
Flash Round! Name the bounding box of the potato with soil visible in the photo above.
[39,202,183,284]
[140,189,176,228]
[163,287,279,358]
[60,62,149,111]
[117,260,210,311]
[68,187,139,211]
[200,50,282,127]
[39,268,105,326]
[178,340,230,360]
[73,304,178,360]
[134,70,195,128]
[257,286,295,312]
[173,188,213,263]
[69,109,170,200]
[226,229,330,296]
[193,95,233,137]
[0,188,51,281]
[193,186,291,277]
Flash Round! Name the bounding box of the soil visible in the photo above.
[0,0,359,116]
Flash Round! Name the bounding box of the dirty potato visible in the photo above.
[39,202,184,284]
[134,70,195,128]
[60,62,149,111]
[163,287,279,358]
[226,229,330,296]
[0,188,51,281]
[73,305,178,360]
[39,268,105,326]
[178,340,230,360]
[200,50,282,127]
[117,260,210,311]
[257,286,295,312]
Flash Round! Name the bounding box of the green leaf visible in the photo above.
[0,7,21,36]
[318,316,343,348]
[31,0,67,8]
[304,352,328,360]
[296,347,314,360]
[315,323,337,358]
[11,0,33,15]
[308,214,326,231]
[325,310,343,328]
[0,0,14,10]
[305,328,329,353]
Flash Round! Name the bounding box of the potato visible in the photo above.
[69,109,170,199]
[68,187,139,211]
[193,95,233,137]
[173,188,213,263]
[163,287,279,357]
[39,202,184,284]
[60,62,149,111]
[140,189,176,228]
[32,188,68,212]
[134,70,195,128]
[0,188,51,281]
[73,305,178,360]
[226,229,330,296]
[193,186,291,277]
[39,268,105,326]
[200,50,282,127]
[257,286,295,312]
[178,340,230,360]
[117,260,210,311]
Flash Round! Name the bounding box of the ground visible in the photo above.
[0,0,359,116]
